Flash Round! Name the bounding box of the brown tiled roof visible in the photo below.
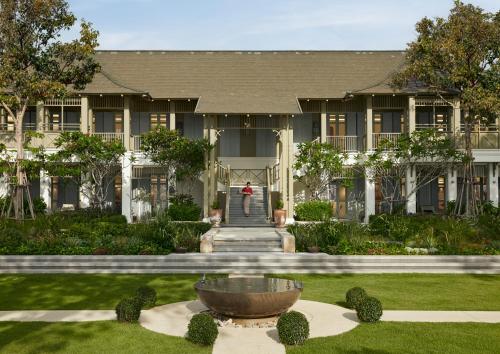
[83,50,406,113]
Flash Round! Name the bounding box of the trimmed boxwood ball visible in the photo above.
[115,297,142,323]
[277,311,310,345]
[187,313,218,346]
[136,286,157,308]
[356,296,383,322]
[345,287,367,309]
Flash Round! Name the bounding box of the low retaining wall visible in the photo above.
[0,255,498,274]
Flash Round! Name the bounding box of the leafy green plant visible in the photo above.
[115,297,142,323]
[136,286,157,309]
[275,199,284,210]
[277,311,310,345]
[187,313,218,346]
[346,287,367,309]
[295,200,333,221]
[356,296,383,322]
[167,194,201,221]
[210,200,220,210]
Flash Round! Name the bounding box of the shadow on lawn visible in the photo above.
[0,274,211,310]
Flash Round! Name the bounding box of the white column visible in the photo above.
[364,168,376,223]
[286,115,294,222]
[366,96,373,150]
[452,98,461,133]
[408,96,416,134]
[121,153,133,222]
[80,96,89,134]
[123,96,131,150]
[320,101,327,143]
[0,174,8,198]
[446,167,457,204]
[36,101,44,132]
[405,166,417,214]
[79,174,90,209]
[40,170,51,212]
[202,115,210,219]
[488,163,498,207]
[169,101,176,131]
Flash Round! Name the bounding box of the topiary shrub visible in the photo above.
[345,287,367,309]
[356,296,383,322]
[295,200,333,221]
[187,313,218,346]
[277,311,310,345]
[115,297,142,323]
[136,286,157,308]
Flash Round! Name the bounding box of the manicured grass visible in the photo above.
[0,274,207,310]
[0,321,210,354]
[0,274,498,310]
[287,322,500,354]
[279,274,500,310]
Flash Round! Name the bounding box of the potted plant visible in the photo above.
[173,228,196,253]
[209,200,223,227]
[274,198,287,228]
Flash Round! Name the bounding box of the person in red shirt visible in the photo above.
[242,181,253,217]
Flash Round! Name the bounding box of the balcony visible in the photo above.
[326,136,363,152]
[132,135,143,151]
[372,133,401,149]
[457,131,500,149]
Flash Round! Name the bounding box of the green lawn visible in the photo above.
[0,274,499,310]
[279,274,500,310]
[0,321,210,354]
[287,322,500,354]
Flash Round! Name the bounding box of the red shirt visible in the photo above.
[242,187,253,195]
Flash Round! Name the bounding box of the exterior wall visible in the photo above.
[1,94,499,223]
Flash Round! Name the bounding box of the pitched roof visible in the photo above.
[83,50,406,113]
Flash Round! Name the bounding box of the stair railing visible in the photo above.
[225,165,231,224]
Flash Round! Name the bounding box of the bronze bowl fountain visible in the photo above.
[194,277,303,318]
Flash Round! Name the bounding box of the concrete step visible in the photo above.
[1,255,499,274]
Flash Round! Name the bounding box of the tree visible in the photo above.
[141,127,212,200]
[0,0,99,219]
[357,129,466,214]
[392,1,500,216]
[293,141,347,200]
[47,132,125,210]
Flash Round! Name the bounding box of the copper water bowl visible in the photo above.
[194,277,303,318]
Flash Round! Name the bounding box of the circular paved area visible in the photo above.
[140,299,359,354]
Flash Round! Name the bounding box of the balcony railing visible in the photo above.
[415,123,448,131]
[457,131,500,149]
[132,136,143,151]
[326,136,362,151]
[372,133,401,149]
[91,132,124,144]
[40,122,80,132]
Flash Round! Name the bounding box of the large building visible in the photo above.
[1,51,498,223]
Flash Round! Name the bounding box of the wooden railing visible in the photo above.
[372,133,401,149]
[326,135,361,151]
[231,168,267,186]
[39,123,80,131]
[91,132,124,144]
[225,165,231,224]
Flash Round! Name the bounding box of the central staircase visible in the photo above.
[213,227,283,253]
[228,186,268,226]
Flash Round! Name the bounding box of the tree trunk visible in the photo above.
[13,104,35,220]
[462,110,477,217]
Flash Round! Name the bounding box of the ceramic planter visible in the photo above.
[209,208,223,227]
[274,209,287,228]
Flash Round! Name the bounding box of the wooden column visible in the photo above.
[366,96,373,150]
[36,101,44,133]
[209,115,217,210]
[488,163,498,207]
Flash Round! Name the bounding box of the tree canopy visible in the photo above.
[293,141,348,200]
[0,0,99,218]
